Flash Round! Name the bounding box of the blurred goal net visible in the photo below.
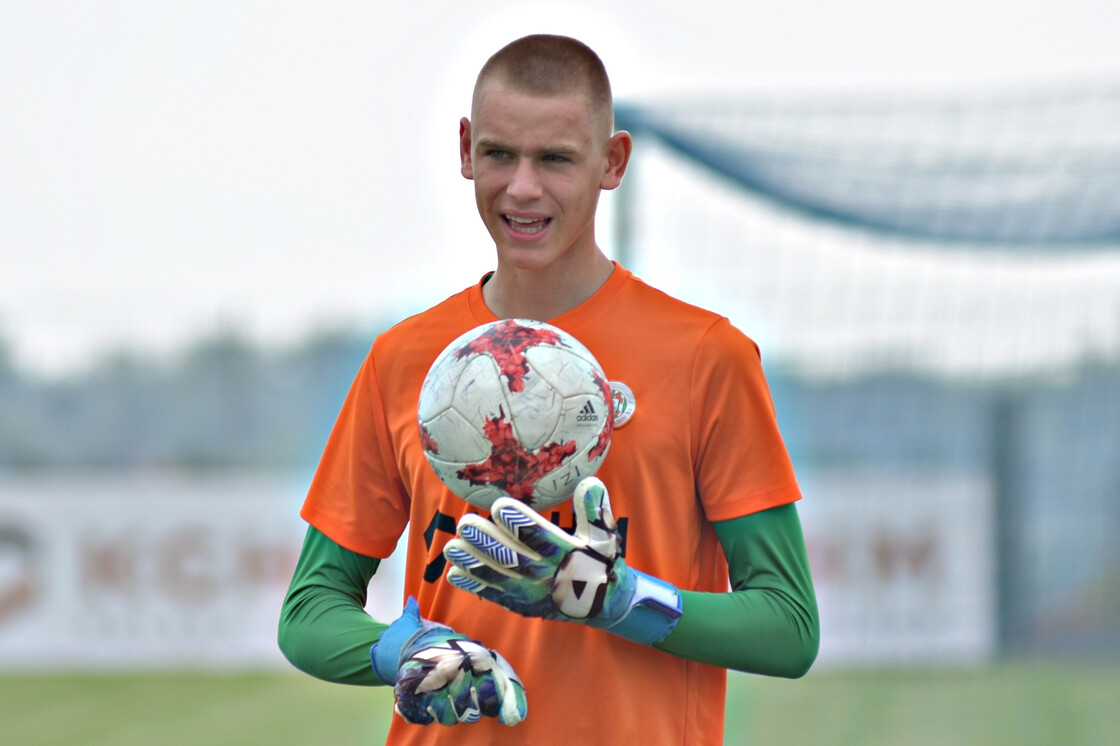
[615,79,1120,380]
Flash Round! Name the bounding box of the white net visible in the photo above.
[616,80,1120,380]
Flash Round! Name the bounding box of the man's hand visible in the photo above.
[443,477,683,645]
[370,597,526,726]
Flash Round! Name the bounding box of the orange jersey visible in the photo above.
[301,263,801,745]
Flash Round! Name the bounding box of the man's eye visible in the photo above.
[486,150,511,159]
[544,154,570,163]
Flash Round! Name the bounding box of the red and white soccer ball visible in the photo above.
[417,319,613,512]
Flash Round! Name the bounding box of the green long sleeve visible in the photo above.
[277,526,389,686]
[279,503,818,684]
[655,503,819,678]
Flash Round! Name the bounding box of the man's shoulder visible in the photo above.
[375,286,477,350]
[365,282,504,395]
[621,272,733,330]
[614,272,762,361]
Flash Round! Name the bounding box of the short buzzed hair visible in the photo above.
[474,34,615,134]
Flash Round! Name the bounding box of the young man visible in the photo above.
[279,34,818,745]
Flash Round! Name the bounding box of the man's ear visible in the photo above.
[460,118,474,180]
[600,130,633,190]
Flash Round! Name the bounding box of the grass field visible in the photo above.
[3,660,1117,745]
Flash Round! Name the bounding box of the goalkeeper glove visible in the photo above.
[370,597,527,726]
[443,476,683,645]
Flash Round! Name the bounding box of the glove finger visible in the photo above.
[444,536,514,578]
[490,497,579,557]
[446,561,559,618]
[449,679,482,724]
[445,533,558,588]
[445,563,497,595]
[475,677,502,720]
[487,649,528,726]
[467,647,503,720]
[399,643,469,695]
[394,664,445,725]
[443,557,541,600]
[455,514,539,565]
[406,687,478,726]
[572,477,620,558]
[393,697,435,726]
[470,669,526,725]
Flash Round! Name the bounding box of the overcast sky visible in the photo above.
[4,0,1120,376]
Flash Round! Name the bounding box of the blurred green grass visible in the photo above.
[2,660,1116,745]
[728,660,1120,746]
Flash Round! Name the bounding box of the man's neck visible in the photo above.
[482,251,614,321]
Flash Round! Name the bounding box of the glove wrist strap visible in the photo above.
[605,571,683,645]
[370,597,423,685]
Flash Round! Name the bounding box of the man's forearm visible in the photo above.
[278,526,389,686]
[655,504,819,678]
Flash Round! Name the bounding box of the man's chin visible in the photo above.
[497,245,560,272]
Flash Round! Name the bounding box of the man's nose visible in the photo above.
[507,160,543,202]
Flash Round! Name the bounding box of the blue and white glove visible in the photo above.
[370,597,527,727]
[443,477,683,645]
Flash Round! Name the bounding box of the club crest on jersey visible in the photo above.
[609,381,636,427]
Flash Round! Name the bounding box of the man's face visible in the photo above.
[461,85,621,274]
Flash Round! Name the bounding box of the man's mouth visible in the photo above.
[504,215,551,234]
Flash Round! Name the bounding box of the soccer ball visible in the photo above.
[417,319,613,512]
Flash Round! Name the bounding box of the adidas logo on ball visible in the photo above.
[576,401,600,424]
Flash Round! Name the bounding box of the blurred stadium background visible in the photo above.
[3,78,1120,745]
